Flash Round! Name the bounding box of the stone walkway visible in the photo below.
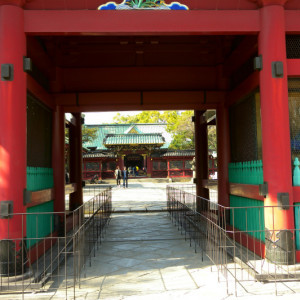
[72,182,223,299]
[71,183,300,299]
[2,182,300,299]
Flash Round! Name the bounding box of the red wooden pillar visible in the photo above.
[142,154,147,171]
[99,159,102,180]
[121,155,125,169]
[69,113,83,210]
[259,2,295,264]
[52,105,65,213]
[194,110,209,210]
[0,4,26,274]
[148,156,152,177]
[117,156,122,169]
[217,103,230,207]
[167,160,170,178]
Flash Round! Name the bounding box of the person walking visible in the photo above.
[135,165,139,176]
[114,166,121,188]
[122,166,129,188]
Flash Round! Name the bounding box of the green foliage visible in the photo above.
[65,125,97,144]
[126,0,162,8]
[168,111,194,150]
[113,111,172,124]
[113,110,217,150]
[207,125,217,151]
[82,126,97,144]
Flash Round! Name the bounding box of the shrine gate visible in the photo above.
[1,0,300,274]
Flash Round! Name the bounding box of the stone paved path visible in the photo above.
[2,182,300,299]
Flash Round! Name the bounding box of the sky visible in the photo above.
[84,111,143,124]
[66,111,143,125]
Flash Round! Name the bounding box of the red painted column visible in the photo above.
[0,5,26,238]
[99,159,102,180]
[146,156,151,177]
[117,156,122,169]
[259,4,295,264]
[0,4,26,275]
[217,104,230,207]
[121,155,125,169]
[194,110,209,210]
[52,105,65,213]
[69,113,83,210]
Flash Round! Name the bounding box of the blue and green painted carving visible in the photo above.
[230,195,265,242]
[293,157,300,186]
[228,160,263,185]
[98,0,188,10]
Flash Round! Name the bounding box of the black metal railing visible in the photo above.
[0,187,112,298]
[167,185,300,296]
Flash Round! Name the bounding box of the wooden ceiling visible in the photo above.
[33,35,241,68]
[27,34,257,94]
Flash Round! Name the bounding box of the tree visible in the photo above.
[82,126,97,144]
[168,111,194,150]
[113,110,193,149]
[113,110,178,124]
[112,110,217,150]
[65,125,97,144]
[207,125,217,151]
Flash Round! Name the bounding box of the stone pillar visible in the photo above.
[259,3,295,264]
[0,4,26,275]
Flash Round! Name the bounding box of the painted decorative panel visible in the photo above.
[98,0,188,10]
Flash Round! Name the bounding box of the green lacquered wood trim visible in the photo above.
[230,195,265,242]
[294,203,300,250]
[26,200,54,249]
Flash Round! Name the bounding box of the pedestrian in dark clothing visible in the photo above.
[114,166,121,187]
[122,166,129,188]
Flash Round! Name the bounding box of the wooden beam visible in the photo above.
[27,36,56,81]
[225,71,259,107]
[287,59,300,76]
[27,74,55,110]
[55,91,226,112]
[25,188,54,208]
[65,183,77,195]
[24,10,260,35]
[229,183,264,201]
[223,35,258,77]
[286,11,300,33]
[60,66,218,92]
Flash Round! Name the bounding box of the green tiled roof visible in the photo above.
[84,124,171,150]
[103,133,165,146]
